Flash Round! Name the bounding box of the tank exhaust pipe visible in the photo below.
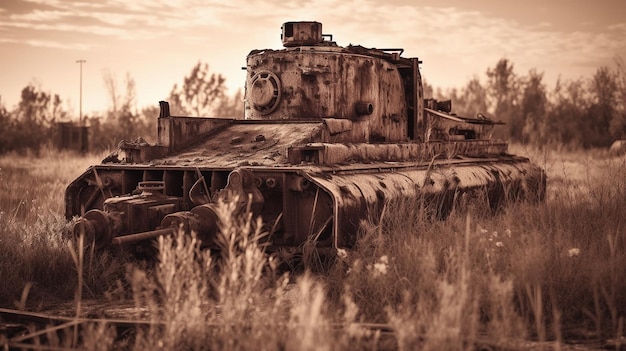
[355,102,374,115]
[159,100,170,118]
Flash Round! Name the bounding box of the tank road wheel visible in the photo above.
[71,209,113,249]
[250,71,281,115]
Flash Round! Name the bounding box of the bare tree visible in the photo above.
[587,66,618,146]
[546,77,589,147]
[9,83,66,151]
[611,56,626,139]
[520,69,548,145]
[486,59,521,140]
[168,62,226,116]
[17,84,49,124]
[451,76,489,118]
[214,88,244,118]
[102,68,119,120]
[95,70,141,145]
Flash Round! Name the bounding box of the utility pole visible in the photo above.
[76,59,86,124]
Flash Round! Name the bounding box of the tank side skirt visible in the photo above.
[303,158,544,248]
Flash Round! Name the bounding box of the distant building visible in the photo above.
[57,122,89,153]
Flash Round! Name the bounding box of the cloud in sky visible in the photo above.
[0,0,624,115]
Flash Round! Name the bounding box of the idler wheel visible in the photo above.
[72,209,112,249]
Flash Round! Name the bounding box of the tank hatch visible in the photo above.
[281,21,323,47]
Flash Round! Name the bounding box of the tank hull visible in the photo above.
[66,144,544,251]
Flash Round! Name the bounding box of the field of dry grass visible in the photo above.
[0,145,624,350]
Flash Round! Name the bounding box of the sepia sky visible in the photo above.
[0,0,625,119]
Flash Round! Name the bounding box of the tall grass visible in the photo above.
[1,147,625,349]
[323,147,625,348]
[118,199,380,350]
[0,149,122,307]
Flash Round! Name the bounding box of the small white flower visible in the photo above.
[480,228,488,234]
[505,229,512,237]
[373,262,388,276]
[492,231,498,238]
[336,248,348,260]
[495,241,504,248]
[368,256,389,277]
[567,248,580,257]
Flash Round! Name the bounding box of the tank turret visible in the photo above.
[65,21,545,255]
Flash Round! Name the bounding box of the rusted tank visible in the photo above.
[65,21,545,254]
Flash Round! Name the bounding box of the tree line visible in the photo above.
[0,58,624,154]
[0,62,243,154]
[428,57,626,148]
